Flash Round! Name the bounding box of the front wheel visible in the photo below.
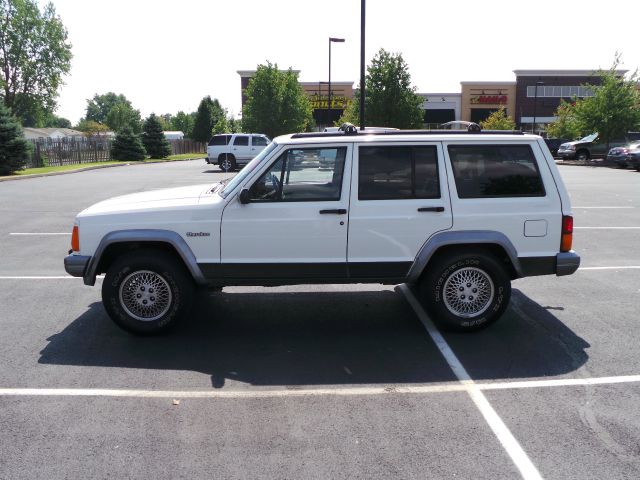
[419,252,511,331]
[219,154,236,172]
[576,150,590,161]
[102,251,194,335]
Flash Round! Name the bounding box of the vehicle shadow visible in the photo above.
[39,288,589,388]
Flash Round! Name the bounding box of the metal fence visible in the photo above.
[27,137,206,168]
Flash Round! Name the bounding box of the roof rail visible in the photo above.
[291,124,525,139]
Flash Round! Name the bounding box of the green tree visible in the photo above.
[0,0,72,125]
[105,102,142,133]
[75,119,111,136]
[42,113,71,128]
[227,117,242,133]
[0,101,30,174]
[242,62,313,138]
[170,111,195,138]
[192,96,226,142]
[85,92,131,124]
[110,126,146,161]
[142,114,171,159]
[479,106,516,130]
[546,100,582,140]
[339,49,423,129]
[573,55,640,150]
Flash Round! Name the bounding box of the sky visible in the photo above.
[46,0,640,125]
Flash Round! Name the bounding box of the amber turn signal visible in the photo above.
[71,225,80,252]
[560,215,573,252]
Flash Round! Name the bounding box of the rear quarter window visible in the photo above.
[208,135,231,146]
[447,145,545,198]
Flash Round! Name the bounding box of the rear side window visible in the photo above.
[208,135,230,146]
[358,146,440,200]
[448,145,545,198]
[233,135,249,146]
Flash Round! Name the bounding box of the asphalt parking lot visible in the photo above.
[1,160,639,479]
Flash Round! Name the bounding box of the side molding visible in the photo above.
[84,229,206,286]
[406,230,523,283]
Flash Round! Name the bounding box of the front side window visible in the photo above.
[448,145,545,198]
[358,146,440,200]
[233,135,249,146]
[252,136,268,147]
[248,147,347,202]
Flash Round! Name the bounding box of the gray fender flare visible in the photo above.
[84,229,206,286]
[406,230,523,283]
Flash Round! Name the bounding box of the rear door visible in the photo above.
[251,135,269,158]
[347,142,452,279]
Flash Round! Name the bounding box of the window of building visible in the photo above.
[447,145,545,198]
[358,146,440,200]
[526,85,595,98]
[248,147,346,202]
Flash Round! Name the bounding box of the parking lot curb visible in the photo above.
[0,157,205,182]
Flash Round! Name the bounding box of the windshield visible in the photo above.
[578,133,598,143]
[220,142,278,198]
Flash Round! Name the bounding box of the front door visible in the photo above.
[220,144,352,281]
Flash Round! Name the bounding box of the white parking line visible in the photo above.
[9,232,69,235]
[399,285,543,480]
[579,266,640,271]
[1,375,639,399]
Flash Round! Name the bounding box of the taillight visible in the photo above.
[71,225,80,252]
[560,215,573,252]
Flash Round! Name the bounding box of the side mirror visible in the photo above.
[239,188,251,204]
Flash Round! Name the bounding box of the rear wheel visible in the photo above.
[219,154,236,172]
[419,252,511,331]
[102,251,194,335]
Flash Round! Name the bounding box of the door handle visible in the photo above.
[418,206,445,212]
[319,209,347,214]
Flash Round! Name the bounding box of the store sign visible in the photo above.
[310,95,351,110]
[470,95,508,105]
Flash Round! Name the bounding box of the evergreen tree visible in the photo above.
[0,102,30,175]
[192,96,227,142]
[111,126,146,161]
[142,114,171,159]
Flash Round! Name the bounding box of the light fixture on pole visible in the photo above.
[532,81,544,134]
[328,37,345,127]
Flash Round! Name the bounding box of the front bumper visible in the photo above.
[556,251,580,276]
[64,254,91,278]
[558,150,576,159]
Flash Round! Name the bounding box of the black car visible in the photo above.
[544,138,570,157]
[624,144,640,171]
[607,142,640,168]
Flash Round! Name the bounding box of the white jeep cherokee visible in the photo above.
[65,126,580,335]
[206,133,270,171]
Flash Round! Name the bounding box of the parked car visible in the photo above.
[558,132,640,161]
[624,144,640,171]
[206,133,270,172]
[544,138,570,157]
[606,141,640,168]
[64,126,580,335]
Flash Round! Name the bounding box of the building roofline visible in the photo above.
[513,69,628,76]
[417,93,461,97]
[460,81,516,86]
[237,69,301,77]
[299,81,353,86]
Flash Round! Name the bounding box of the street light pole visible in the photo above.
[532,81,544,134]
[328,37,345,128]
[360,0,366,130]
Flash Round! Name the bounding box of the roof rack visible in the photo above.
[291,123,525,139]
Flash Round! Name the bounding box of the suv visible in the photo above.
[558,132,640,161]
[64,126,580,335]
[206,133,270,171]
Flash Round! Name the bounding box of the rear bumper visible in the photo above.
[64,254,91,278]
[556,251,580,276]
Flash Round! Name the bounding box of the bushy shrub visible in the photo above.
[0,102,30,175]
[111,127,146,161]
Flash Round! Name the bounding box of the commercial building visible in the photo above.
[419,94,461,127]
[460,82,516,125]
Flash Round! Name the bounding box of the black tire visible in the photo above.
[419,252,511,332]
[576,150,590,161]
[102,250,194,335]
[219,154,236,172]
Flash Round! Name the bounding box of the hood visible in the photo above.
[79,184,215,216]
